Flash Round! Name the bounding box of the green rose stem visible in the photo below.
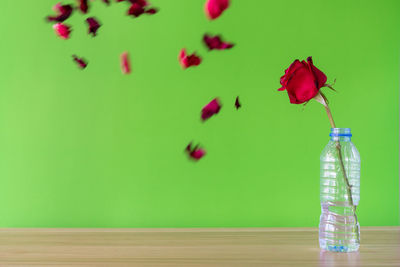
[316,92,360,242]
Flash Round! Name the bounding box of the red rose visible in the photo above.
[278,57,327,104]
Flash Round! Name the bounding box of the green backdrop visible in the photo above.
[0,0,398,227]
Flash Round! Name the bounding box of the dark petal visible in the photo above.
[125,0,158,17]
[145,8,158,14]
[201,98,221,121]
[47,4,73,22]
[187,55,201,66]
[86,17,101,36]
[235,96,241,109]
[77,0,89,13]
[72,55,87,69]
[186,142,193,152]
[128,3,145,17]
[136,0,149,6]
[125,0,149,5]
[102,0,110,5]
[203,34,234,50]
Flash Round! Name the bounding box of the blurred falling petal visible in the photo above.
[86,17,101,36]
[201,98,221,121]
[126,0,158,17]
[77,0,89,13]
[46,3,73,22]
[203,34,234,50]
[128,3,144,16]
[179,49,201,69]
[204,0,230,20]
[145,8,158,14]
[53,23,71,39]
[186,143,206,161]
[121,52,131,74]
[235,96,241,109]
[72,55,88,69]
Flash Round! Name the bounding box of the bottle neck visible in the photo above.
[330,128,352,142]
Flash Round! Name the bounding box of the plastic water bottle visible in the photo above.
[319,128,361,252]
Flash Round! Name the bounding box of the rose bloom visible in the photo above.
[278,57,327,104]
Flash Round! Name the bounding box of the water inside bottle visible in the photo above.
[319,201,360,252]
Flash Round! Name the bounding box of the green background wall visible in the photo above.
[0,0,398,227]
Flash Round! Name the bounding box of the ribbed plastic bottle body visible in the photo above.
[319,128,360,252]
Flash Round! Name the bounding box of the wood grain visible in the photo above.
[0,227,398,266]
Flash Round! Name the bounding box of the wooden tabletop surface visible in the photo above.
[0,227,398,266]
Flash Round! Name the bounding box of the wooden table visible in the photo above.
[0,227,398,266]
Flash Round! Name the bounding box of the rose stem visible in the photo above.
[324,105,360,240]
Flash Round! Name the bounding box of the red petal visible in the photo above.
[185,142,206,161]
[190,149,206,160]
[126,0,157,17]
[145,8,158,14]
[201,98,221,121]
[205,0,230,20]
[278,59,303,91]
[128,3,145,17]
[286,66,319,104]
[179,49,187,60]
[203,34,234,50]
[77,0,89,13]
[53,23,71,39]
[72,55,87,69]
[47,3,73,22]
[121,52,131,74]
[134,0,148,6]
[86,17,101,36]
[307,57,327,89]
[179,49,201,69]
